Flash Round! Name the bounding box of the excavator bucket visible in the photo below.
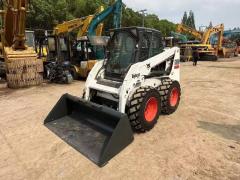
[44,94,134,167]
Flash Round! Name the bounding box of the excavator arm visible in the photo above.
[176,23,203,40]
[53,18,87,36]
[88,0,122,36]
[201,24,224,48]
[50,6,104,62]
[1,0,43,88]
[77,6,105,38]
[1,0,29,49]
[53,6,105,37]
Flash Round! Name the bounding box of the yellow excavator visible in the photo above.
[53,6,104,38]
[177,23,218,61]
[177,24,203,41]
[177,23,236,60]
[45,6,104,82]
[47,0,122,82]
[0,0,43,88]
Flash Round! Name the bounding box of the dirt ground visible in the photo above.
[0,57,240,180]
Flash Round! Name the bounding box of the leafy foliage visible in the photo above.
[181,10,196,29]
[182,12,188,25]
[27,0,176,35]
[209,21,213,28]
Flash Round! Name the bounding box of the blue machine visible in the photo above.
[88,0,122,36]
[87,0,122,59]
[170,31,188,43]
[210,30,240,45]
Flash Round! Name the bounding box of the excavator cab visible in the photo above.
[70,36,109,78]
[46,35,71,62]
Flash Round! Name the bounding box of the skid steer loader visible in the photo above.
[44,27,181,167]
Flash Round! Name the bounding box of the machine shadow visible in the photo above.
[198,121,240,142]
[206,66,240,70]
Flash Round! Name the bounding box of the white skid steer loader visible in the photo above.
[44,27,181,167]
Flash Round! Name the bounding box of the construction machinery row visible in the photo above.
[41,0,123,84]
[44,26,182,167]
[0,0,238,169]
[42,0,182,167]
[43,6,240,167]
[0,0,123,85]
[176,23,238,61]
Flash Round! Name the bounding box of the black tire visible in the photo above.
[127,87,161,132]
[70,66,79,80]
[200,55,218,61]
[158,79,181,115]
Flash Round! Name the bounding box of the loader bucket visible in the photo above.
[44,94,134,167]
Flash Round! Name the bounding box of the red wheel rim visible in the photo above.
[170,87,179,107]
[144,97,158,122]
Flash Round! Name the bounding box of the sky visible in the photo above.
[123,0,240,30]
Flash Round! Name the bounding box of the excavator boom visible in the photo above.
[201,24,224,47]
[2,0,29,49]
[176,23,203,40]
[53,17,89,35]
[88,0,122,36]
[53,6,105,37]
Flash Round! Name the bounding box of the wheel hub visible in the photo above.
[170,87,179,107]
[144,97,158,122]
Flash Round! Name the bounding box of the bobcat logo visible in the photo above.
[146,64,151,69]
[132,73,140,79]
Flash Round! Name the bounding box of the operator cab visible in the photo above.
[104,27,164,81]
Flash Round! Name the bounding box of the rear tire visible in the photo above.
[127,87,161,132]
[158,79,181,114]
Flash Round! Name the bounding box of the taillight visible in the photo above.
[174,60,180,69]
[174,64,180,69]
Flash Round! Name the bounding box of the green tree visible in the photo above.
[27,0,68,29]
[182,10,196,29]
[209,21,213,28]
[26,0,176,36]
[185,10,196,29]
[182,11,188,25]
[189,10,196,29]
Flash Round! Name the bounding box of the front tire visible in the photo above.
[127,87,161,132]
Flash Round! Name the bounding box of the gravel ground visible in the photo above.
[0,57,240,180]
